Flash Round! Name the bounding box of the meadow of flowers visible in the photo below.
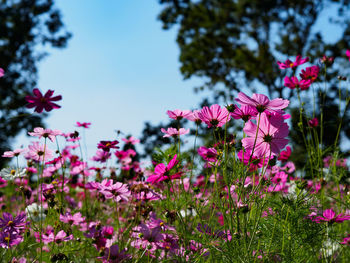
[0,52,349,262]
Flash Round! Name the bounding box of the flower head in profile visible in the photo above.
[97,140,119,152]
[76,122,91,128]
[235,92,289,113]
[185,110,202,125]
[277,55,309,69]
[284,76,311,90]
[122,136,140,145]
[0,167,26,181]
[0,68,4,78]
[167,109,192,120]
[161,127,189,138]
[28,127,62,142]
[230,105,258,122]
[2,149,24,158]
[314,209,350,224]
[25,88,62,113]
[198,104,230,128]
[147,155,182,184]
[278,146,291,161]
[346,50,350,62]
[242,112,289,158]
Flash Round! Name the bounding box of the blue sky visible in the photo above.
[14,0,210,157]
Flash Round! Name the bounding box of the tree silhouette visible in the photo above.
[0,0,71,168]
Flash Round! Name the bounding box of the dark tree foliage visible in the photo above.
[140,0,350,163]
[0,0,71,167]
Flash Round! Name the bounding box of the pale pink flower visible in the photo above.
[28,127,62,142]
[198,104,230,128]
[2,149,24,158]
[185,110,202,124]
[235,92,289,113]
[122,136,140,145]
[161,127,189,138]
[167,109,192,120]
[242,112,289,158]
[25,142,54,162]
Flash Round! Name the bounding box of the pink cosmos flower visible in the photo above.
[235,92,289,113]
[60,212,85,226]
[242,112,289,158]
[167,109,192,120]
[122,136,140,145]
[230,105,258,122]
[346,50,350,62]
[161,127,189,138]
[92,150,111,163]
[147,155,182,184]
[25,88,62,113]
[198,104,230,128]
[278,146,291,161]
[320,55,334,66]
[341,235,350,245]
[314,209,350,223]
[76,122,91,128]
[284,76,311,90]
[277,55,309,69]
[0,68,4,78]
[300,66,319,83]
[2,149,24,158]
[28,127,62,142]
[185,110,202,125]
[198,146,217,162]
[25,142,54,162]
[41,230,73,244]
[0,232,23,248]
[308,117,319,127]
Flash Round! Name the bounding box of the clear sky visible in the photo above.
[13,0,210,158]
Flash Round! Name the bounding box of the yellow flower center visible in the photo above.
[10,170,16,175]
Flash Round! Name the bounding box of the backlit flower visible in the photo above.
[242,112,289,158]
[76,122,91,128]
[284,76,311,90]
[198,104,230,128]
[161,127,189,138]
[97,140,119,152]
[277,55,309,69]
[28,127,62,142]
[167,109,192,120]
[25,88,62,113]
[235,92,289,113]
[147,155,182,184]
[300,66,319,83]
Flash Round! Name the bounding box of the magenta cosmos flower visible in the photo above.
[242,112,289,158]
[25,88,62,113]
[167,109,192,120]
[147,155,182,184]
[198,104,230,128]
[300,65,319,83]
[277,55,309,69]
[231,105,258,122]
[314,209,350,224]
[76,122,91,128]
[236,92,289,113]
[284,76,311,90]
[0,68,4,78]
[346,50,350,61]
[161,127,189,138]
[97,140,119,152]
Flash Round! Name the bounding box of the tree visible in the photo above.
[0,0,71,167]
[140,0,350,166]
